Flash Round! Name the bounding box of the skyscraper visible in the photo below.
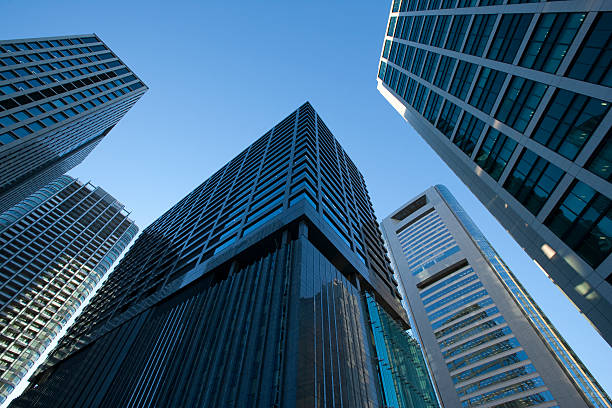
[382,185,611,408]
[0,175,137,404]
[376,1,612,345]
[0,35,147,213]
[13,103,438,408]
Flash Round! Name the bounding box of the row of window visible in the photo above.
[386,11,589,80]
[0,54,117,95]
[0,37,98,55]
[432,297,494,331]
[391,0,508,14]
[388,9,612,90]
[0,47,108,79]
[0,79,143,146]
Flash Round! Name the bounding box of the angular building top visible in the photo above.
[13,103,438,408]
[377,1,612,345]
[382,185,611,408]
[0,175,137,404]
[47,101,407,365]
[0,35,147,212]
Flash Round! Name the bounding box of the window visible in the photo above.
[475,128,518,181]
[433,55,456,91]
[0,116,17,128]
[430,15,451,48]
[424,91,443,124]
[382,40,391,59]
[0,133,16,145]
[469,67,507,114]
[401,45,415,70]
[567,12,612,86]
[532,90,609,160]
[436,100,462,138]
[411,49,426,76]
[449,61,477,100]
[521,13,584,73]
[496,76,547,133]
[445,15,470,52]
[410,16,424,42]
[453,112,485,156]
[419,16,436,44]
[463,14,496,57]
[403,78,417,105]
[546,181,611,268]
[398,16,412,41]
[413,85,429,113]
[504,149,564,215]
[488,14,533,64]
[587,131,612,181]
[421,52,440,83]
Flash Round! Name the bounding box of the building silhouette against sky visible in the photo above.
[0,175,137,404]
[13,103,438,408]
[377,1,612,345]
[0,35,147,213]
[382,185,611,408]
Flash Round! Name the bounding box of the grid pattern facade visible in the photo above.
[0,35,147,212]
[0,175,136,403]
[13,103,438,408]
[377,0,612,345]
[48,102,403,366]
[382,186,611,408]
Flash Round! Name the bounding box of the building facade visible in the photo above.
[382,185,611,408]
[376,0,612,345]
[0,35,147,213]
[0,175,137,404]
[12,103,438,408]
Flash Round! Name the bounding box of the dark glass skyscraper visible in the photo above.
[13,103,438,408]
[0,35,147,213]
[383,186,610,408]
[377,1,612,345]
[0,175,137,404]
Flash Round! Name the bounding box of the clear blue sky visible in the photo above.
[3,0,610,394]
